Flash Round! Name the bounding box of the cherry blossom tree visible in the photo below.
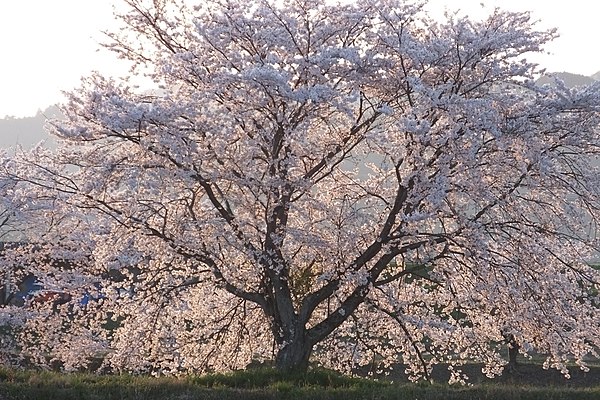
[1,0,600,380]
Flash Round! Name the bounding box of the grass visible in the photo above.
[0,366,599,400]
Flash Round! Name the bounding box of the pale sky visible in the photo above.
[1,0,599,118]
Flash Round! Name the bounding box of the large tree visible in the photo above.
[2,0,600,380]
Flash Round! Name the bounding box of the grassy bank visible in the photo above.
[0,366,599,400]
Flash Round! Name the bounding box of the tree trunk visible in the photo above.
[506,334,519,371]
[274,334,313,373]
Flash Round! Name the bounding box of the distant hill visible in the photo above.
[536,72,596,88]
[1,69,599,150]
[0,106,60,150]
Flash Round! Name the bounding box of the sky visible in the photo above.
[1,0,599,118]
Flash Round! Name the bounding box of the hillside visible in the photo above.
[1,71,599,150]
[536,72,596,88]
[0,106,59,150]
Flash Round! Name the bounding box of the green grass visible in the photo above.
[0,367,599,400]
[189,366,379,389]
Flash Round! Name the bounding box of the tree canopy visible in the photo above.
[1,0,599,381]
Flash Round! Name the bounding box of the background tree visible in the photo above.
[1,0,599,380]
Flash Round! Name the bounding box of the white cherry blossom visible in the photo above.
[0,0,599,380]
